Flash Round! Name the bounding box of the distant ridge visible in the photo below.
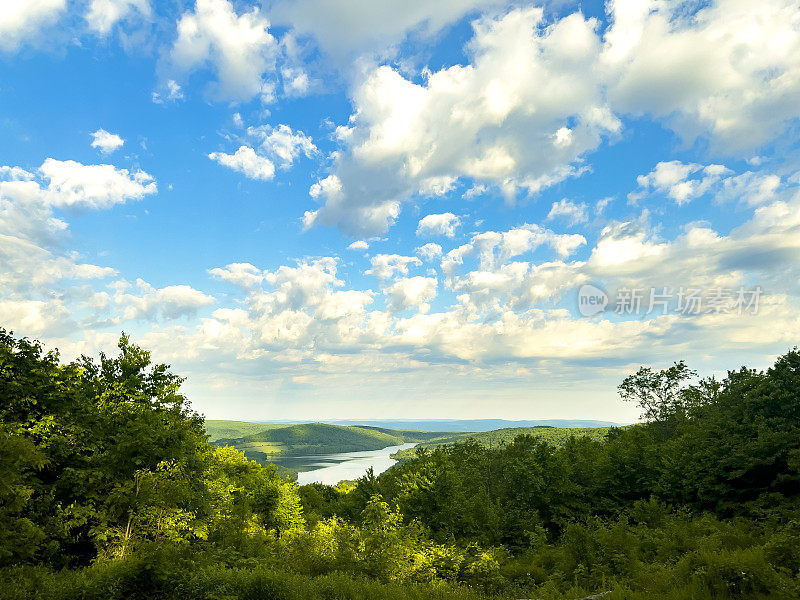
[237,419,624,432]
[325,419,624,431]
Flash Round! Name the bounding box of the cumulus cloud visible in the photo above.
[0,298,75,337]
[631,160,789,207]
[366,254,422,280]
[0,157,159,336]
[0,157,153,297]
[416,243,442,261]
[152,80,184,104]
[208,262,264,289]
[90,129,125,154]
[631,161,730,205]
[12,166,800,407]
[209,146,275,180]
[301,0,800,237]
[109,279,215,321]
[603,0,800,151]
[165,185,800,375]
[166,0,277,102]
[85,0,150,35]
[547,199,588,226]
[587,192,800,296]
[305,8,620,236]
[39,159,156,209]
[469,224,586,267]
[245,124,316,168]
[417,212,461,238]
[270,0,504,62]
[347,240,369,251]
[0,0,65,52]
[209,123,316,180]
[0,158,156,238]
[717,171,783,207]
[384,276,437,312]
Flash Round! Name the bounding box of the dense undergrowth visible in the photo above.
[2,328,800,598]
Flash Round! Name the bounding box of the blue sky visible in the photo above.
[2,0,800,422]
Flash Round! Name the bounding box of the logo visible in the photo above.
[578,284,608,317]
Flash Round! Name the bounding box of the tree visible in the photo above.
[618,361,697,423]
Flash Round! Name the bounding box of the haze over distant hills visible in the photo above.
[239,419,625,432]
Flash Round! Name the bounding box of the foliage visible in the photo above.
[3,327,800,599]
[391,426,613,462]
[213,421,454,458]
[204,420,287,443]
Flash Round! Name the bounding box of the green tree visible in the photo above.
[618,361,697,425]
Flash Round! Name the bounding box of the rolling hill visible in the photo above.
[205,420,287,442]
[207,421,457,464]
[390,425,616,461]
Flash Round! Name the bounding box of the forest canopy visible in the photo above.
[1,328,800,599]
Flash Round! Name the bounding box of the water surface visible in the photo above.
[278,443,417,485]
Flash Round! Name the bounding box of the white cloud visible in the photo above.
[152,80,184,104]
[167,0,277,102]
[209,262,264,289]
[0,160,156,230]
[301,1,800,237]
[270,0,504,62]
[547,199,588,226]
[246,124,316,167]
[0,157,153,314]
[159,185,800,373]
[281,66,310,96]
[366,254,422,280]
[306,8,620,236]
[11,167,800,416]
[0,158,145,333]
[347,240,369,251]
[416,243,442,261]
[604,0,800,151]
[85,0,150,35]
[110,279,215,321]
[384,276,438,312]
[631,160,789,207]
[90,129,125,154]
[469,224,586,267]
[416,212,461,238]
[632,161,730,205]
[208,146,275,180]
[717,171,783,207]
[39,159,156,209]
[0,0,65,52]
[586,191,800,295]
[209,123,315,180]
[595,196,613,215]
[0,298,74,337]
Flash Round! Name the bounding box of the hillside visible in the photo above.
[326,418,622,431]
[391,425,615,461]
[206,420,616,466]
[205,419,287,442]
[210,422,456,462]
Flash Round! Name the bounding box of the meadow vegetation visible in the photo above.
[2,328,800,599]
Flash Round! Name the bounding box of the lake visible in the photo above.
[275,443,417,485]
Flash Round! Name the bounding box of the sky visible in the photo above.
[1,0,800,423]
